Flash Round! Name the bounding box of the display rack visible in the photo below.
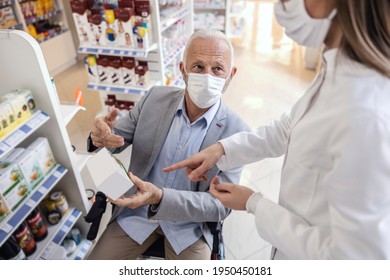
[69,0,193,114]
[1,0,77,76]
[0,29,91,260]
[193,0,245,38]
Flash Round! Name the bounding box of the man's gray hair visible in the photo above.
[182,29,235,70]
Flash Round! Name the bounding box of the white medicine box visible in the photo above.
[12,149,44,190]
[0,161,29,212]
[86,148,134,200]
[27,137,56,176]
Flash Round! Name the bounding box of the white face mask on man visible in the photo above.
[186,73,229,109]
[274,0,337,49]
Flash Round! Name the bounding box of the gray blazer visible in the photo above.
[109,86,250,249]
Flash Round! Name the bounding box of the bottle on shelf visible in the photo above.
[13,221,37,257]
[0,236,28,260]
[26,207,48,242]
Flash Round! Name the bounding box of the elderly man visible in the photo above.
[87,29,250,260]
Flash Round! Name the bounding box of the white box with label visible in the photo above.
[85,148,134,200]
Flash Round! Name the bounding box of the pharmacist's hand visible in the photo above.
[109,172,163,209]
[209,176,254,211]
[91,109,124,148]
[163,143,225,182]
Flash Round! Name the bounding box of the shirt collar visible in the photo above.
[177,96,221,128]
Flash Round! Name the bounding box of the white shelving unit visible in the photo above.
[193,0,245,39]
[70,0,193,112]
[2,0,77,76]
[0,29,91,259]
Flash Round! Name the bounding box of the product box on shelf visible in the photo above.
[0,103,17,139]
[107,57,124,85]
[115,0,136,48]
[133,0,153,49]
[135,61,150,87]
[0,193,10,225]
[70,0,91,46]
[27,137,57,176]
[121,57,136,86]
[11,149,45,190]
[86,148,134,200]
[97,56,109,83]
[9,89,38,114]
[1,92,31,125]
[104,9,118,45]
[87,12,105,46]
[84,55,99,83]
[0,6,17,29]
[0,161,29,212]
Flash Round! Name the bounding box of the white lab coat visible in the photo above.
[217,48,390,259]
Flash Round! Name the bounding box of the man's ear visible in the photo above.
[229,66,237,80]
[179,61,185,76]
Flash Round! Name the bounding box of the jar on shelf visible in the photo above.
[27,207,48,242]
[13,221,37,257]
[50,191,69,215]
[42,199,62,225]
[0,236,27,260]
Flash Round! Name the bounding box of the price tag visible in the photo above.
[27,115,43,129]
[2,223,13,233]
[4,130,25,146]
[53,170,62,178]
[0,141,9,155]
[68,214,77,223]
[62,225,71,233]
[26,199,36,208]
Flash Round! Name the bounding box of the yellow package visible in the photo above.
[1,93,31,124]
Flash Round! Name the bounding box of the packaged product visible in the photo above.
[133,0,153,49]
[1,92,31,124]
[27,137,56,176]
[11,149,44,190]
[115,2,136,48]
[0,194,11,225]
[0,103,16,139]
[9,89,38,114]
[86,148,134,200]
[0,160,29,212]
[121,57,136,86]
[107,57,123,85]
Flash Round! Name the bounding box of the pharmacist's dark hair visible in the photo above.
[182,29,235,70]
[337,0,390,77]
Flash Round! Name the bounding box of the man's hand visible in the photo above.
[163,143,225,182]
[90,109,125,148]
[209,176,254,210]
[110,172,163,209]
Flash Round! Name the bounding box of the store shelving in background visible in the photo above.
[0,29,91,260]
[0,0,77,76]
[69,0,193,116]
[193,0,246,39]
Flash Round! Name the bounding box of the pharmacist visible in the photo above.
[164,0,390,259]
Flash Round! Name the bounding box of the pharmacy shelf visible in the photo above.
[60,104,86,126]
[0,0,14,8]
[0,111,50,160]
[163,42,187,68]
[87,81,160,95]
[0,164,68,247]
[32,207,82,260]
[36,28,69,43]
[160,7,190,32]
[24,9,62,25]
[194,5,225,10]
[68,239,93,260]
[78,44,158,58]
